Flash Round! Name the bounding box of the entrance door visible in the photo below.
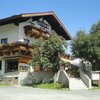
[5,60,18,73]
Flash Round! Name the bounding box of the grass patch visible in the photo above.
[33,83,66,90]
[92,85,100,90]
[0,83,12,86]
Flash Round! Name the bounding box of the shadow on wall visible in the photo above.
[58,71,69,88]
[21,71,54,86]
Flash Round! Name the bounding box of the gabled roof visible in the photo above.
[0,11,72,40]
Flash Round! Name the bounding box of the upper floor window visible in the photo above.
[1,38,8,44]
[24,39,30,44]
[37,20,49,29]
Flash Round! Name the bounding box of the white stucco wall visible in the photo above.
[0,18,40,45]
[0,24,19,43]
[0,18,34,44]
[19,18,33,44]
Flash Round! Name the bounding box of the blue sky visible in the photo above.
[0,0,100,53]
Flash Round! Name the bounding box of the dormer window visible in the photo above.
[1,38,8,44]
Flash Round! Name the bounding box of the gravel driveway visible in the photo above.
[0,86,100,100]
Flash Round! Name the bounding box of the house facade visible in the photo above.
[0,12,71,78]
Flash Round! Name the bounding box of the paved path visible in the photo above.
[0,86,100,100]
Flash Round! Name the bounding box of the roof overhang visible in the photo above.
[0,11,72,40]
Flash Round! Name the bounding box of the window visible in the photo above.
[24,39,30,44]
[37,20,49,29]
[5,60,18,72]
[1,38,8,44]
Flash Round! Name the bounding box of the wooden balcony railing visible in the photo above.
[0,42,33,57]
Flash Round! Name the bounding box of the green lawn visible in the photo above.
[33,83,68,90]
[0,83,12,86]
[92,85,100,90]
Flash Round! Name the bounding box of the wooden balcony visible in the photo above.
[24,25,49,39]
[0,42,33,57]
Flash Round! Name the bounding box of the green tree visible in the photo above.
[30,33,67,72]
[71,21,100,70]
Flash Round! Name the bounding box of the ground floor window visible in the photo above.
[5,59,18,73]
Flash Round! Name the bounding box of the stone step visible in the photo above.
[70,78,88,90]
